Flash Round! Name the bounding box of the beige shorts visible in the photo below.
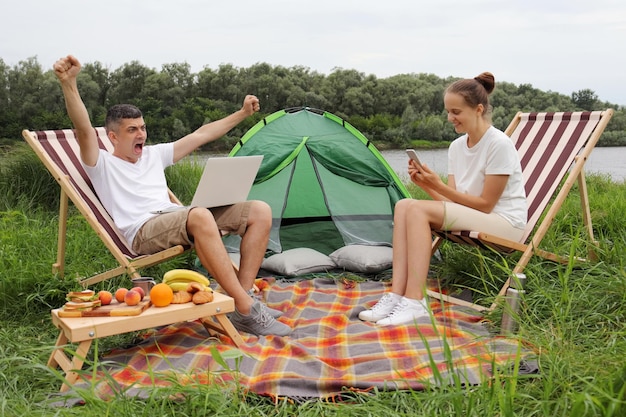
[132,202,252,255]
[442,202,525,243]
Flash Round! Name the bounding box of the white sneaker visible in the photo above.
[376,297,429,326]
[358,293,401,322]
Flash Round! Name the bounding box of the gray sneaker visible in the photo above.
[229,300,292,337]
[247,288,283,318]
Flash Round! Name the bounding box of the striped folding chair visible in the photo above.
[429,109,614,312]
[22,127,189,286]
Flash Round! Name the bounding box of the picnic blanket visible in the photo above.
[68,277,536,399]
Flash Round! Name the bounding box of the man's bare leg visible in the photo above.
[187,208,253,314]
[237,201,272,292]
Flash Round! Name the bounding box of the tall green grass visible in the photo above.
[1,149,625,416]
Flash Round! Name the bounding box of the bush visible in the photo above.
[0,143,59,212]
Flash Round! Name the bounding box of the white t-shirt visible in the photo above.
[447,126,527,229]
[84,143,181,245]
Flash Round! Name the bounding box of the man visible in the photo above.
[54,55,290,337]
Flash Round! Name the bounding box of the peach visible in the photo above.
[115,287,128,303]
[98,290,113,305]
[130,286,145,300]
[125,289,141,306]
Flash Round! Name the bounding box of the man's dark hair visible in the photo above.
[105,104,143,132]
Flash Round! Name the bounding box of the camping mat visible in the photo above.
[68,277,536,399]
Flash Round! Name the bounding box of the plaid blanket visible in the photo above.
[72,277,535,399]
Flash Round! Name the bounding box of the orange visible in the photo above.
[149,283,174,307]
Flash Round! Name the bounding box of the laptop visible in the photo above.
[151,155,263,214]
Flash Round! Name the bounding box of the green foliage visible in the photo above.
[0,143,60,212]
[164,157,203,204]
[409,139,450,149]
[572,89,600,110]
[2,56,624,148]
[1,159,626,415]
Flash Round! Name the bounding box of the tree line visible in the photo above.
[1,56,625,151]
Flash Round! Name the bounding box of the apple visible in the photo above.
[130,286,145,300]
[98,290,113,305]
[125,289,141,306]
[115,287,128,303]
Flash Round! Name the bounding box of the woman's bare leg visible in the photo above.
[392,199,445,300]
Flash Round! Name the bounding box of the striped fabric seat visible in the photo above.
[22,127,187,286]
[429,110,614,312]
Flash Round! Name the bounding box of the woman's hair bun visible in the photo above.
[473,72,495,94]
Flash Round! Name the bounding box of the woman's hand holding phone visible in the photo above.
[406,149,423,167]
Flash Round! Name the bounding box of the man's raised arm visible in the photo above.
[53,55,99,167]
[172,94,260,163]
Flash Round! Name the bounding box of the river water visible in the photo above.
[381,147,626,183]
[198,146,625,183]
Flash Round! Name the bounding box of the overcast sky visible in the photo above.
[3,0,625,105]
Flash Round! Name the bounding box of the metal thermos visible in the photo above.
[500,273,526,335]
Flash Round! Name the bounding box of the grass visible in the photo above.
[408,139,451,149]
[1,146,626,415]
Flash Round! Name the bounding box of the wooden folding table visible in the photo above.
[48,292,243,392]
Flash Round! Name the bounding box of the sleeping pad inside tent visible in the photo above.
[223,107,410,275]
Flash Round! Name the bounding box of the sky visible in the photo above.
[2,0,626,105]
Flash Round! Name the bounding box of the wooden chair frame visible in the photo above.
[22,127,191,286]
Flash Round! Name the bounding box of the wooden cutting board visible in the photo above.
[58,299,152,317]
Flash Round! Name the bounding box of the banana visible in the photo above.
[167,282,193,292]
[166,282,210,292]
[162,269,210,289]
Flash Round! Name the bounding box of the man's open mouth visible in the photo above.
[134,142,144,154]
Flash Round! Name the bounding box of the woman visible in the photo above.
[359,72,527,326]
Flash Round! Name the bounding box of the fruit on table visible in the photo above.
[115,288,128,303]
[125,289,141,306]
[98,290,113,305]
[163,269,210,292]
[150,283,174,307]
[130,286,145,300]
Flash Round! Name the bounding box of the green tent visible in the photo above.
[225,107,410,257]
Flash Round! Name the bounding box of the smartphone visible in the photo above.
[405,149,423,167]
